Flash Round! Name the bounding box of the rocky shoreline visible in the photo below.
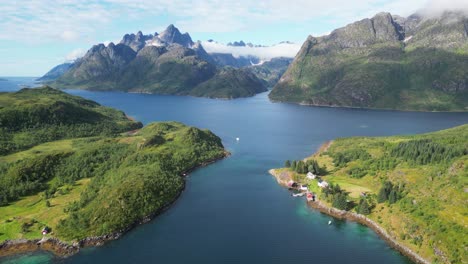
[269,98,466,113]
[0,152,229,259]
[307,200,430,264]
[268,169,430,264]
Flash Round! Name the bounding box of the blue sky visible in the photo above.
[0,0,465,76]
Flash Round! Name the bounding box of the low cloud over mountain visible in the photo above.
[201,41,301,60]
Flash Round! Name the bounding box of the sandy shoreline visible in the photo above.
[0,152,230,259]
[268,168,430,264]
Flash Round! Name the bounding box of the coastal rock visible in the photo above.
[0,238,79,257]
[307,201,430,264]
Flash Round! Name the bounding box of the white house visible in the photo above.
[318,180,329,188]
[306,172,316,179]
[299,185,309,191]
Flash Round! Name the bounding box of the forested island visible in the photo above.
[0,87,227,256]
[270,125,467,263]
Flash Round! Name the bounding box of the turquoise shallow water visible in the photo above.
[1,78,467,264]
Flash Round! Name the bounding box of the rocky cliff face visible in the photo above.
[270,11,468,111]
[156,24,194,48]
[52,25,266,98]
[57,43,136,89]
[120,31,154,52]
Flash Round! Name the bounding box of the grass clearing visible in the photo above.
[0,178,90,241]
[275,125,468,263]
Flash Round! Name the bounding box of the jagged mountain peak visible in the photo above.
[157,24,194,48]
[165,24,177,32]
[120,31,153,52]
[227,40,246,47]
[270,11,468,111]
[372,11,393,20]
[119,25,195,51]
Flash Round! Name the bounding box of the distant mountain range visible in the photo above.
[270,11,468,111]
[36,63,74,82]
[41,25,297,99]
[45,25,268,98]
[248,57,293,87]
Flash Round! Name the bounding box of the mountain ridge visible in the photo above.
[50,25,267,99]
[269,11,468,111]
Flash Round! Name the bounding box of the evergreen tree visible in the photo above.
[377,187,388,203]
[291,160,297,171]
[285,160,291,168]
[0,195,7,206]
[333,193,348,210]
[313,160,320,174]
[296,160,306,173]
[301,162,307,174]
[357,199,370,215]
[308,165,314,173]
[389,189,397,204]
[333,184,342,194]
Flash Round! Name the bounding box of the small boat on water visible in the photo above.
[328,220,332,225]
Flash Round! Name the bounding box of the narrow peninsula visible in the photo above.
[270,125,467,264]
[0,87,228,257]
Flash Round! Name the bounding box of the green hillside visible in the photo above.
[274,125,467,263]
[0,86,142,155]
[190,67,267,98]
[49,25,267,99]
[0,88,226,243]
[270,12,468,111]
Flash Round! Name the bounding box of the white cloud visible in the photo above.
[0,0,112,43]
[65,48,85,61]
[202,41,301,60]
[60,30,80,42]
[1,0,465,45]
[420,0,468,16]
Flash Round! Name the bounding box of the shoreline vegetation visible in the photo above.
[269,168,429,264]
[269,98,468,113]
[269,124,467,264]
[0,153,228,258]
[0,87,229,259]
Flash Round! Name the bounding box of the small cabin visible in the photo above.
[318,180,329,188]
[306,192,316,202]
[306,172,316,179]
[299,184,309,191]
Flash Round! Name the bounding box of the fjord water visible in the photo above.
[1,79,468,264]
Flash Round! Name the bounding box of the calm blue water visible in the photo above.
[1,78,467,264]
